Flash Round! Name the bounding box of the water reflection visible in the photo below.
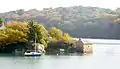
[1,39,120,69]
[93,44,120,56]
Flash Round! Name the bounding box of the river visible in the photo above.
[1,39,120,69]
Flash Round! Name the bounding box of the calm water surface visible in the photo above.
[1,39,120,69]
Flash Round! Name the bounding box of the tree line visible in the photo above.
[0,18,76,53]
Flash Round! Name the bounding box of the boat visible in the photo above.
[24,50,42,56]
[24,33,42,56]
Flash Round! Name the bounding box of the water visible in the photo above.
[1,39,120,69]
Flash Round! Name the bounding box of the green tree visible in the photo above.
[49,27,63,40]
[27,20,49,47]
[34,24,49,47]
[27,20,36,42]
[0,18,3,24]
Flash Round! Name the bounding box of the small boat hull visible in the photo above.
[24,52,42,56]
[24,54,41,56]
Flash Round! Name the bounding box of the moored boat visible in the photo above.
[24,33,43,56]
[24,50,42,56]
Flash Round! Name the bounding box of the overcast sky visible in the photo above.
[0,0,120,12]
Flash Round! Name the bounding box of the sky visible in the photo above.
[0,0,120,13]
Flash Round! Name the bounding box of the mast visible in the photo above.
[35,33,37,52]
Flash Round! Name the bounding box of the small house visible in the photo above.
[75,38,93,53]
[80,39,93,53]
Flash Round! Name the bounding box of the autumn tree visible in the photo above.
[5,29,27,44]
[49,27,63,40]
[62,33,74,43]
[7,21,28,33]
[0,21,28,47]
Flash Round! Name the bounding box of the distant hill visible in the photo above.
[1,6,120,39]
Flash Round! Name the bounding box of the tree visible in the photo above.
[0,18,3,24]
[27,20,36,42]
[49,27,63,40]
[34,24,49,47]
[62,33,73,43]
[0,18,4,27]
[0,21,28,47]
[0,28,28,46]
[27,20,49,47]
[7,21,28,33]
